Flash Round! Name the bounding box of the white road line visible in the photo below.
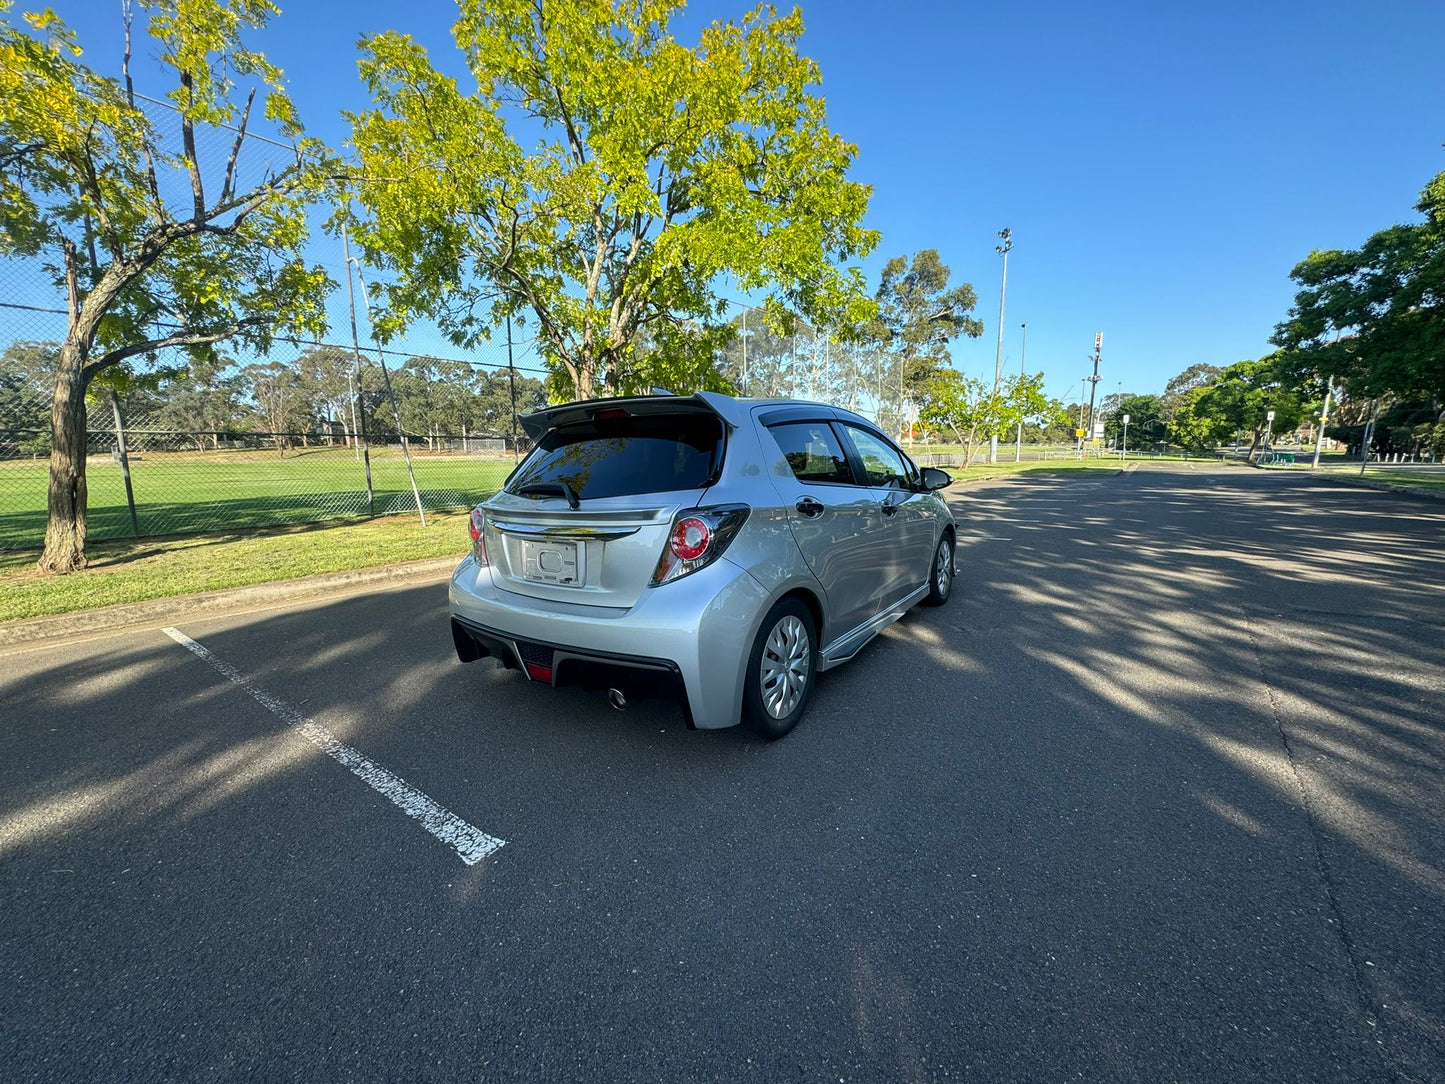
[163,627,504,866]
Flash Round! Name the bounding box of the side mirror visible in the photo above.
[921,467,952,491]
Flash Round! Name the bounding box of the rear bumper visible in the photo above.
[448,554,772,729]
[450,615,694,728]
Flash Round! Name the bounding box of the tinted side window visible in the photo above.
[509,414,723,499]
[843,426,910,488]
[769,422,857,485]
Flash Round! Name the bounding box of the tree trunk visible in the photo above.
[38,354,91,574]
[1245,428,1265,466]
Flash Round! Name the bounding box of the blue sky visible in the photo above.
[49,0,1445,401]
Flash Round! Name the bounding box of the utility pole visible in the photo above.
[991,228,1012,463]
[1015,322,1027,462]
[1084,332,1102,456]
[1076,379,1087,458]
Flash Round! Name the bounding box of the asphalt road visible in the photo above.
[2,464,1442,1082]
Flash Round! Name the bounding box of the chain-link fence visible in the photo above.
[3,87,1057,556]
[0,297,544,553]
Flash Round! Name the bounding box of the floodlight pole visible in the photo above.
[991,228,1012,463]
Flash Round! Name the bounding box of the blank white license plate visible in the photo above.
[520,538,582,586]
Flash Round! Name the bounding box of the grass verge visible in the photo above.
[1,511,470,623]
[0,458,1135,624]
[1313,467,1445,494]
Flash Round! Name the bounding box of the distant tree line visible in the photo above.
[0,340,545,456]
[1079,162,1443,465]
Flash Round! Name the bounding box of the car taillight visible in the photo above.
[651,505,749,586]
[671,517,711,561]
[468,507,489,565]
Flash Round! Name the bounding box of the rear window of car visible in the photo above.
[508,413,725,500]
[769,421,856,484]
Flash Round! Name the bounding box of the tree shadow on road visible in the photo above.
[0,465,1441,1081]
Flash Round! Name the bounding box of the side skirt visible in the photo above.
[817,584,930,672]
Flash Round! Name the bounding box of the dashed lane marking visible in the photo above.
[163,627,505,866]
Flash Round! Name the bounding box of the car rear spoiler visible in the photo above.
[518,393,737,440]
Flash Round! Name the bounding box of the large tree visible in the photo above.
[0,339,58,454]
[919,369,991,466]
[1169,356,1309,462]
[344,0,878,401]
[873,249,983,415]
[1105,393,1164,448]
[294,345,361,445]
[0,1,334,572]
[1273,168,1445,407]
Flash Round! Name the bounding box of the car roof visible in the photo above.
[519,391,876,439]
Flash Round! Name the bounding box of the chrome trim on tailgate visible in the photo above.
[490,520,641,541]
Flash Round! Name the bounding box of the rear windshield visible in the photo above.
[507,413,725,501]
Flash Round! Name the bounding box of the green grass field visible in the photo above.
[0,448,515,551]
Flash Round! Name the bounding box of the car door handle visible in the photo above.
[881,500,899,517]
[795,496,825,518]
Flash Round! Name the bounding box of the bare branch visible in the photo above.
[123,6,167,218]
[0,142,44,168]
[83,315,270,380]
[220,88,256,206]
[78,128,123,259]
[179,71,206,221]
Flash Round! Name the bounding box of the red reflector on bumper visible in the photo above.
[524,663,553,683]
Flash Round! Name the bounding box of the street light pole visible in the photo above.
[1015,321,1027,462]
[991,228,1012,463]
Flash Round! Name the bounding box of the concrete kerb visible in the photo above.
[0,555,459,652]
[1308,473,1445,502]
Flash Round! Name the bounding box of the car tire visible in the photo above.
[924,531,954,606]
[743,598,817,740]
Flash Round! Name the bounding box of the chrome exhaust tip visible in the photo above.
[607,688,627,711]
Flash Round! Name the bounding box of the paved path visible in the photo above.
[2,464,1441,1081]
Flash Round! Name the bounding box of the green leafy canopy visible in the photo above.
[1274,167,1445,405]
[343,0,879,399]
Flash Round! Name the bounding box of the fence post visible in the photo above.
[108,390,140,538]
[342,223,376,516]
[350,257,427,526]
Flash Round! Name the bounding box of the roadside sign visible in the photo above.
[1075,428,1086,438]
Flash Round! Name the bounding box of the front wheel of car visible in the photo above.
[744,598,817,740]
[924,532,955,606]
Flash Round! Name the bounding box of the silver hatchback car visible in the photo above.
[449,391,956,738]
